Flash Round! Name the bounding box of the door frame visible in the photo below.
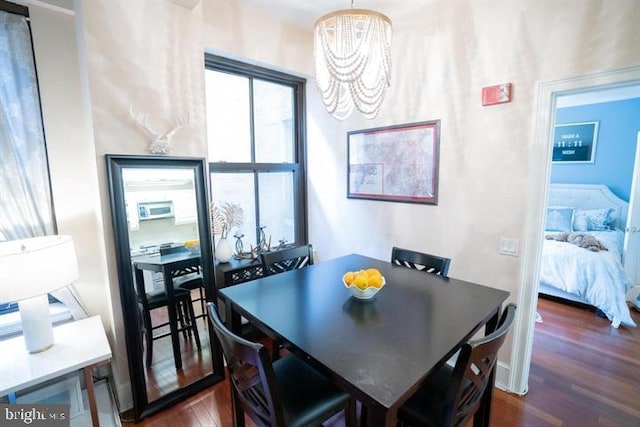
[510,65,640,395]
[622,131,640,285]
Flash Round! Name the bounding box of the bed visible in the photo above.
[540,183,636,328]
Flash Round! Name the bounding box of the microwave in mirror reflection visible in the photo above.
[138,200,175,220]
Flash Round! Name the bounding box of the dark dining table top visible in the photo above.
[219,253,510,411]
[133,250,201,270]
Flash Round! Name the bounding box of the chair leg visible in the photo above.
[186,297,201,350]
[183,301,194,340]
[143,309,153,368]
[345,399,357,427]
[198,286,206,320]
[176,302,190,341]
[359,405,367,427]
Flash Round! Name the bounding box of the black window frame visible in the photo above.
[0,0,27,16]
[204,54,308,248]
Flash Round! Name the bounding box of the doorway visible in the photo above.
[510,65,640,395]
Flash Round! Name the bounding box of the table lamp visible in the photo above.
[0,235,79,353]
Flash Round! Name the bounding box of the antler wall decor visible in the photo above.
[129,105,190,154]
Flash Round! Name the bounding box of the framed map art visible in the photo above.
[347,120,440,204]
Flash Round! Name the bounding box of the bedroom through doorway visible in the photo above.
[538,84,640,327]
[511,65,640,396]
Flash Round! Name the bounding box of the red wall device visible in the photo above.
[482,83,513,106]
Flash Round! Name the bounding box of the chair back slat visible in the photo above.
[207,303,284,426]
[159,246,203,287]
[391,246,451,277]
[261,245,314,276]
[133,269,150,306]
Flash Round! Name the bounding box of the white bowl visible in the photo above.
[343,277,385,300]
[186,245,200,254]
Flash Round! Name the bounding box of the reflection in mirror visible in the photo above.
[106,155,224,421]
[125,167,206,399]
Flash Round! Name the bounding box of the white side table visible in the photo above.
[0,316,113,427]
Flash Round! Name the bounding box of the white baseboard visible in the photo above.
[495,360,528,396]
[495,361,511,392]
[115,384,133,412]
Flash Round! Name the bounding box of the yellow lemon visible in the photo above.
[353,273,369,290]
[368,275,383,289]
[343,271,355,285]
[365,268,382,278]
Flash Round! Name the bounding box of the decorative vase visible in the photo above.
[215,237,233,263]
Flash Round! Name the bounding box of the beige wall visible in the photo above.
[27,0,640,410]
[28,0,117,390]
[305,0,639,385]
[201,1,313,74]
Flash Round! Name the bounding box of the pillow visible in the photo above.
[573,208,616,231]
[546,207,574,232]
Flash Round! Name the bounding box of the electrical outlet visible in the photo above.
[499,237,519,257]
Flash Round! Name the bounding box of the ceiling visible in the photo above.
[236,0,419,29]
[22,1,420,28]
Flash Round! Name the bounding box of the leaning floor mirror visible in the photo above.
[106,155,224,421]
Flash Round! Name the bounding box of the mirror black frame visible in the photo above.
[106,154,224,421]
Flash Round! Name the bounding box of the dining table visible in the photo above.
[219,253,510,427]
[133,250,202,370]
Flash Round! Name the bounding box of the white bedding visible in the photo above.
[541,229,636,328]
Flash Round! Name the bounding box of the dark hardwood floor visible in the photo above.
[121,297,640,426]
[143,294,213,401]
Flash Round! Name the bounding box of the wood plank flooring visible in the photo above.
[121,297,640,426]
[144,299,212,401]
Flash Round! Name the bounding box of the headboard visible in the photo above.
[548,183,629,230]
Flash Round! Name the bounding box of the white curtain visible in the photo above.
[0,10,55,241]
[0,9,87,320]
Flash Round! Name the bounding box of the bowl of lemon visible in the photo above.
[342,268,385,300]
[184,239,201,254]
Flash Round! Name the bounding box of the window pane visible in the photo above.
[258,172,295,247]
[210,172,256,251]
[205,70,251,162]
[254,80,294,163]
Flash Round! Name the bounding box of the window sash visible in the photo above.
[205,54,308,249]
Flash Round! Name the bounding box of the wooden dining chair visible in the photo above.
[260,244,314,276]
[259,244,315,358]
[391,246,451,277]
[207,302,357,427]
[134,270,201,368]
[396,303,517,427]
[159,245,206,321]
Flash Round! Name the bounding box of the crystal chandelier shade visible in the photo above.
[314,8,392,120]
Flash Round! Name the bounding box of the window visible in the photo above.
[0,1,56,241]
[0,1,73,335]
[204,55,307,253]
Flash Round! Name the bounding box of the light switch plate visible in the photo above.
[499,237,519,257]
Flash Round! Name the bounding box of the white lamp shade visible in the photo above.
[0,235,79,303]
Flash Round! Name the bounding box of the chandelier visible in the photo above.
[314,5,392,120]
